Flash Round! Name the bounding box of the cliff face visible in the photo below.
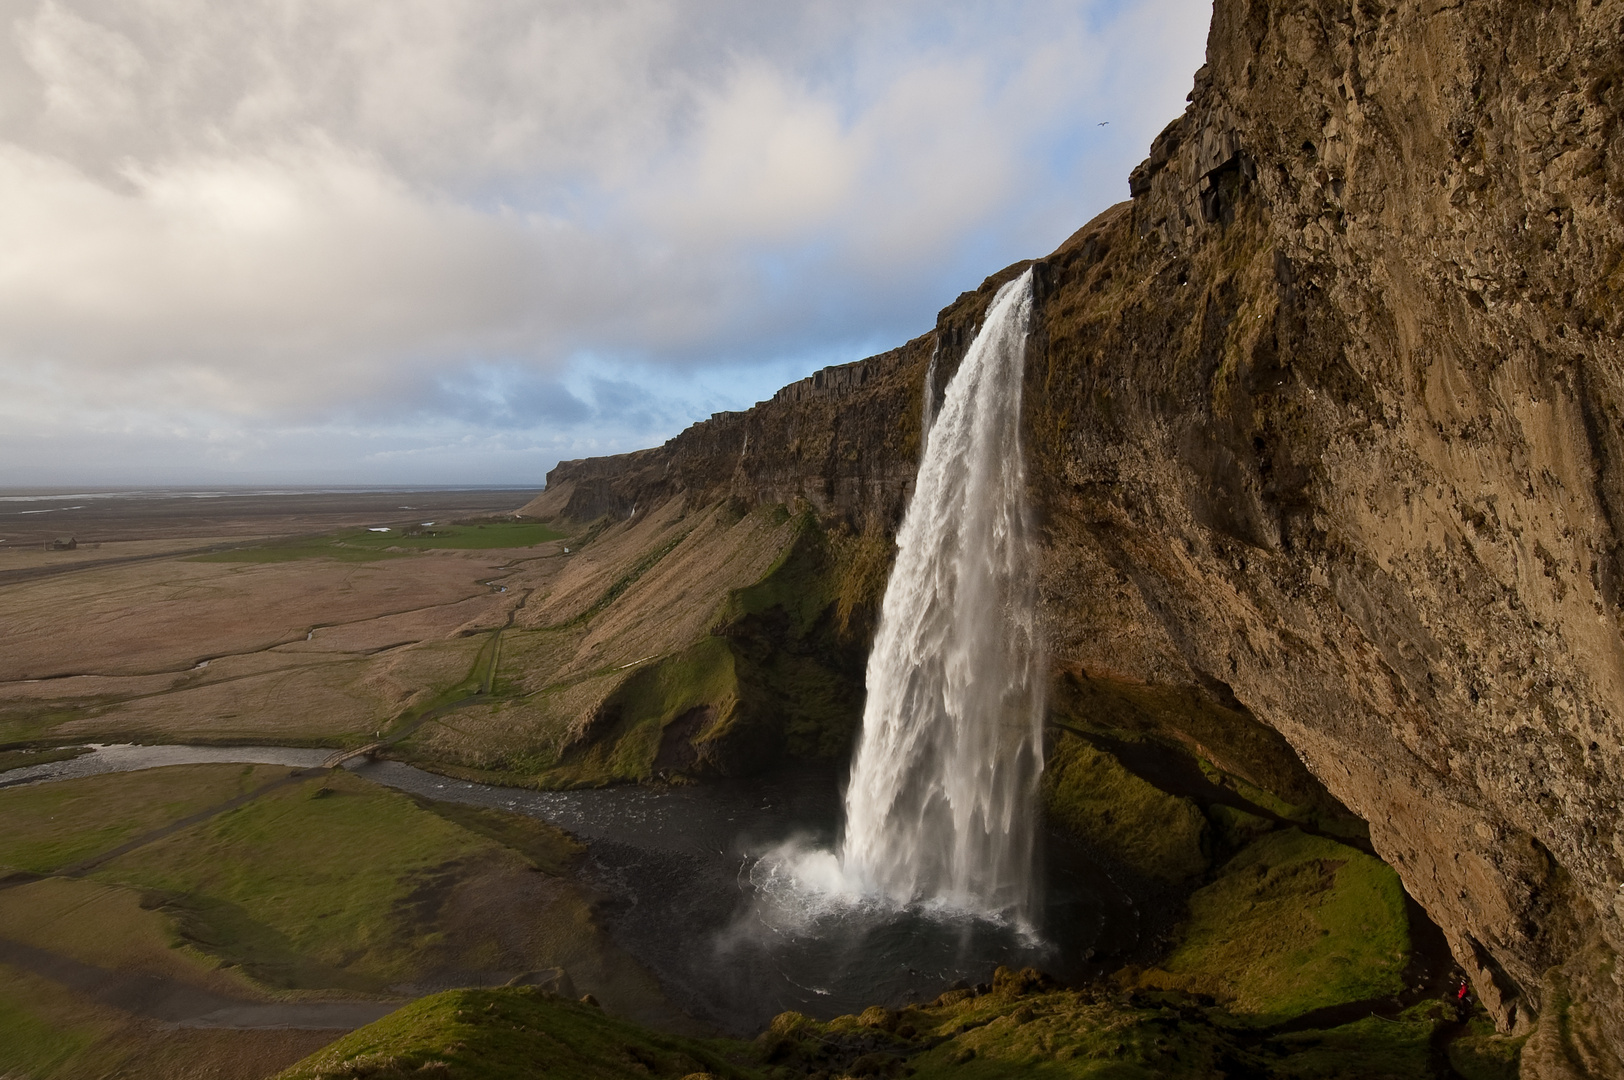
[535,338,933,530]
[530,0,1623,1063]
[1023,0,1623,1059]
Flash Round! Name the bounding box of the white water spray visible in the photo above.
[838,268,1045,924]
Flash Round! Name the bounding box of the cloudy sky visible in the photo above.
[0,0,1210,487]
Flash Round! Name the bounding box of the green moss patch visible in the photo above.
[715,516,868,765]
[1140,829,1410,1021]
[414,799,584,875]
[545,637,740,786]
[1266,1014,1435,1078]
[276,988,760,1080]
[897,991,1250,1079]
[1448,1014,1526,1080]
[1042,732,1210,883]
[1050,670,1361,834]
[760,970,1465,1080]
[0,974,101,1079]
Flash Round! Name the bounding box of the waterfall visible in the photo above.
[920,343,940,450]
[838,267,1045,924]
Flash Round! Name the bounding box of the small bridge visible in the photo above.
[321,742,387,769]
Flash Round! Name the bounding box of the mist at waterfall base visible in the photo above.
[696,268,1092,1025]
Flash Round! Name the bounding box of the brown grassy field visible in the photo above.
[0,491,578,749]
[0,483,836,796]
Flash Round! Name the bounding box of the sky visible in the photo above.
[0,0,1212,487]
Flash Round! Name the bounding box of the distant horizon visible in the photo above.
[0,483,548,498]
[2,0,1211,486]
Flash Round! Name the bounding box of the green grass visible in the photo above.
[0,976,100,1079]
[719,511,829,635]
[1448,1014,1527,1080]
[886,991,1251,1079]
[759,974,1453,1080]
[0,763,290,874]
[276,988,762,1080]
[193,521,564,563]
[375,521,565,550]
[1042,732,1210,883]
[413,798,583,875]
[715,515,867,763]
[88,770,500,989]
[1142,828,1411,1021]
[487,504,867,788]
[0,706,98,747]
[545,637,739,786]
[1266,1014,1436,1078]
[760,974,1456,1080]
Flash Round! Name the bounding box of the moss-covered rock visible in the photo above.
[1449,1014,1527,1080]
[1041,731,1210,883]
[277,988,762,1080]
[1134,828,1411,1022]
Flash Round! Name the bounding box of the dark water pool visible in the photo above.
[3,746,1144,1034]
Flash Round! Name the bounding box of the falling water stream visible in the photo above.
[756,268,1046,929]
[840,267,1045,924]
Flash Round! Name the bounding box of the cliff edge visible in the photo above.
[522,0,1623,1067]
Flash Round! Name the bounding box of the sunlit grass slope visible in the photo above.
[401,502,881,788]
[0,762,291,874]
[277,989,761,1080]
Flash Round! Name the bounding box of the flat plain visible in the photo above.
[0,490,557,749]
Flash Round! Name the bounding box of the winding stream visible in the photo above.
[1,745,1143,1033]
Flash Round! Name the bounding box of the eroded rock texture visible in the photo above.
[533,0,1623,1063]
[1026,0,1623,1058]
[538,337,933,531]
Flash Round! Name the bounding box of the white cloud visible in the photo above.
[0,0,1212,484]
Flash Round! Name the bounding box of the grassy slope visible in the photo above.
[88,769,496,990]
[277,989,758,1080]
[401,503,878,789]
[1138,828,1410,1020]
[1042,732,1210,884]
[0,762,292,874]
[0,764,674,1080]
[278,976,1473,1080]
